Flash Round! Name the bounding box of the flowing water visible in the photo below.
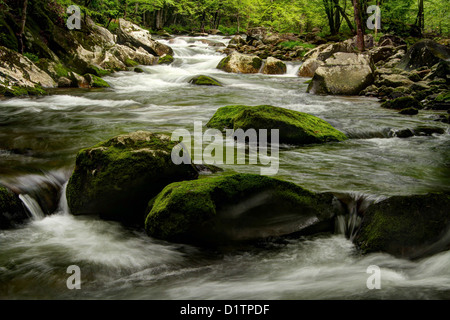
[0,35,449,300]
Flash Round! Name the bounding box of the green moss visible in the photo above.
[217,56,231,70]
[189,75,222,86]
[0,84,47,97]
[66,131,198,225]
[435,91,450,102]
[252,57,262,70]
[23,52,39,62]
[279,41,316,50]
[86,65,112,77]
[158,55,174,65]
[84,73,110,88]
[381,96,422,110]
[354,193,450,258]
[206,105,347,145]
[145,173,335,242]
[125,58,139,67]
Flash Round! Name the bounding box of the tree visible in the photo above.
[16,0,27,54]
[415,0,424,31]
[352,0,364,51]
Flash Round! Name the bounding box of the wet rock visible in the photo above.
[217,52,263,74]
[189,75,222,86]
[157,54,174,65]
[399,107,419,115]
[66,131,199,225]
[354,192,450,259]
[145,173,338,244]
[0,186,28,229]
[381,96,422,110]
[262,57,287,75]
[206,105,347,145]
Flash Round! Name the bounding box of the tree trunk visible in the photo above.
[17,0,28,54]
[416,0,424,31]
[352,0,365,51]
[337,5,355,34]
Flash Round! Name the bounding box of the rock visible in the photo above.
[116,18,173,57]
[246,27,267,42]
[354,192,450,259]
[66,131,199,225]
[189,75,222,86]
[397,39,450,71]
[206,105,347,145]
[228,35,246,46]
[378,35,407,48]
[0,46,56,92]
[297,59,324,77]
[83,74,110,88]
[423,61,450,83]
[158,54,174,65]
[57,76,73,88]
[381,96,422,110]
[307,53,374,95]
[375,74,413,88]
[0,186,28,229]
[262,57,287,75]
[399,107,419,115]
[369,46,397,64]
[134,67,144,73]
[145,173,338,244]
[217,52,263,74]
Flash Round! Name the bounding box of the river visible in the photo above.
[0,35,449,300]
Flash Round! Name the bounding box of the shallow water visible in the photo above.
[0,35,449,300]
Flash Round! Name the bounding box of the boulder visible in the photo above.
[381,96,422,110]
[262,57,287,75]
[354,192,450,259]
[0,46,56,91]
[145,173,338,244]
[307,53,374,95]
[217,52,263,74]
[206,105,347,145]
[0,186,28,229]
[189,75,222,86]
[298,59,324,77]
[397,39,450,71]
[157,54,174,65]
[378,34,407,48]
[369,46,398,64]
[66,131,199,225]
[116,18,173,57]
[83,74,110,88]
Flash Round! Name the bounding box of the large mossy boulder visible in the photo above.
[307,52,374,95]
[0,186,28,229]
[66,131,199,225]
[145,173,338,244]
[381,96,423,110]
[354,193,450,259]
[206,105,347,145]
[217,52,263,74]
[397,39,450,71]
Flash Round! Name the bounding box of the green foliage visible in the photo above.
[23,52,39,62]
[278,41,316,50]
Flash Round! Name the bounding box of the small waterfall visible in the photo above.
[334,192,386,240]
[56,182,70,215]
[19,194,45,221]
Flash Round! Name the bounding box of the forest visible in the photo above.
[1,0,449,50]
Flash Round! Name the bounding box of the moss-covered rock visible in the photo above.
[206,105,347,145]
[145,173,338,244]
[66,131,199,225]
[83,74,110,88]
[189,75,222,86]
[0,186,28,229]
[158,54,174,65]
[399,107,419,115]
[262,57,287,75]
[354,192,450,259]
[381,96,423,110]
